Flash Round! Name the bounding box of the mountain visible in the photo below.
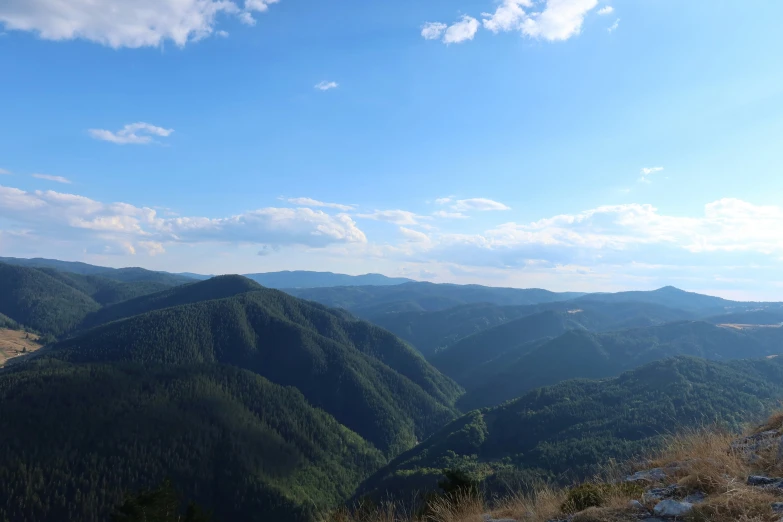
[459,320,783,409]
[79,274,265,329]
[574,285,757,314]
[245,271,413,288]
[287,282,584,316]
[0,263,102,336]
[0,360,385,522]
[33,268,172,306]
[358,356,783,499]
[47,279,463,456]
[0,257,196,286]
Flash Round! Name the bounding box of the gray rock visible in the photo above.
[629,499,647,511]
[482,516,518,522]
[627,468,668,483]
[683,491,706,504]
[732,430,781,462]
[772,502,783,514]
[749,475,780,485]
[653,499,693,518]
[643,485,680,502]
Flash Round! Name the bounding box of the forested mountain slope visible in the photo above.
[0,263,101,335]
[246,271,413,288]
[0,360,385,522]
[0,256,195,285]
[34,268,172,306]
[287,282,583,315]
[48,289,462,456]
[359,356,783,499]
[459,320,783,409]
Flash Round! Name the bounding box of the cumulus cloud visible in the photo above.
[0,1,243,48]
[597,5,614,15]
[32,173,71,184]
[0,184,366,257]
[451,198,511,211]
[315,81,339,91]
[285,197,355,211]
[444,15,480,44]
[356,210,421,225]
[0,0,279,48]
[89,123,174,145]
[482,0,599,41]
[421,22,447,40]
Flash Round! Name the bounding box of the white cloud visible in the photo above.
[451,198,511,211]
[421,22,447,40]
[435,197,453,205]
[285,197,355,211]
[400,227,431,243]
[597,5,614,15]
[482,0,599,41]
[434,211,469,219]
[608,18,619,32]
[89,123,174,145]
[0,184,366,256]
[444,15,480,44]
[32,173,71,184]
[0,0,280,48]
[315,81,339,91]
[639,166,664,183]
[0,168,11,175]
[356,210,421,225]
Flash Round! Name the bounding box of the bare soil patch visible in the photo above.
[0,329,42,366]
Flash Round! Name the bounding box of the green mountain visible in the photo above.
[359,356,783,499]
[287,282,584,316]
[246,271,413,288]
[0,360,385,522]
[34,267,172,306]
[574,286,749,314]
[459,320,783,409]
[0,262,102,335]
[80,275,265,329]
[48,282,462,456]
[0,257,196,286]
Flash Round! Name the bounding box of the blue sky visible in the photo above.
[1,0,783,299]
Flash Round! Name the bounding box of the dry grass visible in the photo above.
[326,410,783,522]
[0,328,42,366]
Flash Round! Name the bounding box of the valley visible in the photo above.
[1,258,783,521]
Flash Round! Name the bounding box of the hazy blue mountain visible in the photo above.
[245,271,413,288]
[458,320,783,409]
[0,257,196,286]
[287,282,585,315]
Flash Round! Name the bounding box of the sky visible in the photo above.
[1,1,783,300]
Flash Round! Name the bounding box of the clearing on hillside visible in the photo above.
[0,329,42,366]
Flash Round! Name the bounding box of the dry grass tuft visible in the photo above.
[753,410,783,435]
[491,485,567,522]
[424,492,485,522]
[686,486,780,522]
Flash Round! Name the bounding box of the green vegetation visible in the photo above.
[111,479,212,522]
[48,285,461,455]
[359,357,783,499]
[0,360,385,522]
[458,320,783,409]
[0,262,102,335]
[36,267,173,305]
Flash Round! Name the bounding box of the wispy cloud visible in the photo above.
[0,0,280,48]
[597,6,614,15]
[607,18,620,32]
[89,122,174,145]
[451,198,511,212]
[357,209,421,225]
[400,227,431,243]
[285,197,355,211]
[315,81,339,91]
[32,173,71,184]
[0,168,11,175]
[433,211,469,219]
[639,166,664,183]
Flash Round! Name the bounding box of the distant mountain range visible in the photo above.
[243,271,414,288]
